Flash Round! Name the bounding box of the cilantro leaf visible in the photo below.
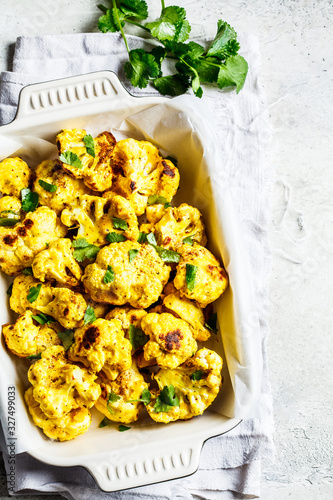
[152,246,180,264]
[154,74,190,96]
[98,9,120,33]
[27,284,42,303]
[31,313,56,325]
[120,0,148,20]
[22,267,33,276]
[190,370,203,381]
[128,249,139,263]
[147,194,171,207]
[137,232,148,243]
[154,385,180,413]
[6,283,13,297]
[99,416,112,428]
[207,20,239,60]
[118,424,131,432]
[146,232,157,245]
[183,235,194,246]
[59,151,83,169]
[0,210,20,226]
[83,305,96,325]
[112,217,128,230]
[217,55,248,93]
[185,264,198,292]
[103,265,115,284]
[204,312,218,334]
[146,6,191,43]
[57,329,74,351]
[83,134,95,157]
[107,390,121,414]
[125,49,160,89]
[106,232,127,243]
[128,324,149,350]
[21,188,39,213]
[72,238,100,262]
[38,179,57,193]
[127,387,151,405]
[26,353,42,361]
[98,1,148,34]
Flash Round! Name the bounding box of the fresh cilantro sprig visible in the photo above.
[27,284,42,303]
[126,387,151,405]
[72,238,100,262]
[154,385,179,413]
[31,313,56,325]
[84,305,96,325]
[128,324,149,350]
[96,1,248,96]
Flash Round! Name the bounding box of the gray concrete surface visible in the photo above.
[1,0,333,498]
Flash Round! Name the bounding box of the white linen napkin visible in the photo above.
[0,32,274,499]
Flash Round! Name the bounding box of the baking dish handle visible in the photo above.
[15,71,134,120]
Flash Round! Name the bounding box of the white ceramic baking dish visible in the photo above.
[0,71,262,492]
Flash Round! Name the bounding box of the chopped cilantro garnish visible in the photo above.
[127,387,151,406]
[112,217,129,230]
[0,210,20,227]
[106,232,127,243]
[57,329,75,351]
[83,305,96,325]
[103,265,115,284]
[72,238,100,262]
[99,416,112,428]
[190,370,203,381]
[27,284,42,303]
[31,313,55,325]
[128,324,149,351]
[182,235,194,246]
[128,249,139,263]
[146,232,157,245]
[21,188,39,213]
[26,353,42,361]
[152,246,180,264]
[107,390,121,415]
[154,385,180,413]
[59,151,83,169]
[38,179,58,193]
[118,424,131,432]
[147,194,170,207]
[185,263,198,291]
[83,134,95,157]
[137,232,148,243]
[22,267,33,276]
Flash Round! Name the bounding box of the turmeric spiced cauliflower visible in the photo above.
[0,157,32,197]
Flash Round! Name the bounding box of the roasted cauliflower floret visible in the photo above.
[174,244,228,308]
[163,292,211,341]
[33,159,91,214]
[0,195,22,215]
[146,348,223,423]
[25,387,91,441]
[68,319,132,380]
[150,204,207,251]
[57,129,116,191]
[61,193,139,245]
[0,157,32,197]
[95,362,149,423]
[27,345,101,418]
[108,138,180,215]
[37,287,87,329]
[10,274,54,315]
[32,238,82,287]
[105,306,147,333]
[2,310,61,358]
[82,241,170,308]
[0,206,67,275]
[141,313,197,369]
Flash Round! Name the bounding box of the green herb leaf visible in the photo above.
[38,179,58,193]
[106,232,127,243]
[137,232,148,244]
[128,249,139,263]
[146,6,191,43]
[185,264,198,292]
[120,0,148,20]
[21,188,39,213]
[154,74,190,96]
[152,246,180,264]
[98,9,120,33]
[22,267,33,276]
[112,217,129,231]
[190,370,203,381]
[59,151,83,169]
[84,305,96,325]
[183,235,194,246]
[118,424,131,432]
[26,353,42,360]
[27,284,42,303]
[103,265,115,284]
[127,387,151,406]
[204,312,218,334]
[207,20,239,60]
[125,48,160,89]
[128,324,149,351]
[72,238,100,262]
[6,283,13,297]
[217,55,248,93]
[99,416,112,428]
[0,210,20,227]
[154,385,180,413]
[31,313,56,325]
[57,329,75,351]
[83,134,95,157]
[146,232,157,245]
[107,390,121,414]
[147,194,171,207]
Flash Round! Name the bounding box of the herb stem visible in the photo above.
[97,3,107,13]
[161,0,166,11]
[126,19,151,32]
[112,0,130,53]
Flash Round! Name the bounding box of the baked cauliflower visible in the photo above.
[28,345,101,418]
[68,318,132,380]
[57,129,116,191]
[82,241,170,308]
[105,306,147,333]
[2,310,61,358]
[10,274,54,315]
[37,287,87,329]
[108,138,180,215]
[95,361,149,424]
[0,195,22,215]
[61,193,139,245]
[0,206,67,275]
[33,159,91,215]
[25,387,92,441]
[32,237,82,287]
[0,157,32,197]
[141,313,197,369]
[146,348,222,423]
[174,244,228,308]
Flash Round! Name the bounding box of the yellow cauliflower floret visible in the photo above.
[25,387,91,441]
[68,318,132,380]
[150,204,207,251]
[10,274,54,315]
[108,138,179,215]
[146,348,223,423]
[105,306,147,333]
[0,206,67,275]
[37,287,87,329]
[163,292,211,341]
[2,310,61,358]
[33,159,91,214]
[84,294,110,319]
[28,345,101,418]
[95,361,149,423]
[141,313,197,369]
[61,193,139,245]
[0,195,22,214]
[32,238,82,287]
[0,157,32,197]
[174,244,228,308]
[57,129,116,191]
[82,241,170,308]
